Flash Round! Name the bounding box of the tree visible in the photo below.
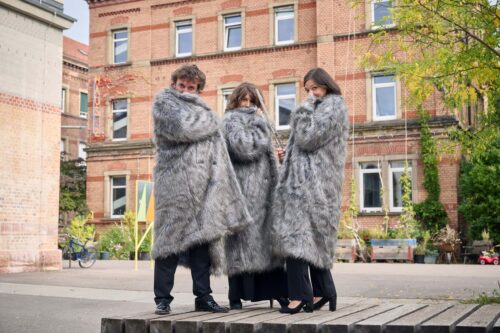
[59,154,88,226]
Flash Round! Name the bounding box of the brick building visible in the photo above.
[0,0,73,273]
[61,36,89,161]
[85,0,461,233]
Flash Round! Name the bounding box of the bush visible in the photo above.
[61,215,95,251]
[98,224,133,259]
[414,200,448,235]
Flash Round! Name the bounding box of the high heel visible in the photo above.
[279,300,313,314]
[276,297,290,309]
[313,296,337,311]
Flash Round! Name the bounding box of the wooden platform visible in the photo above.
[102,302,500,333]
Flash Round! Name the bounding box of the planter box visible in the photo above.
[472,240,493,255]
[335,239,356,263]
[424,255,437,264]
[370,239,416,262]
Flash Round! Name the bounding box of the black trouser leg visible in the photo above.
[154,254,179,305]
[286,258,313,302]
[189,243,213,302]
[228,275,242,301]
[309,265,336,298]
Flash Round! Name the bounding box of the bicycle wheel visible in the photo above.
[79,247,97,268]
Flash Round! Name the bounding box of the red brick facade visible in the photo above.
[85,0,461,232]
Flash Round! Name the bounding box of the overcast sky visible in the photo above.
[63,0,89,45]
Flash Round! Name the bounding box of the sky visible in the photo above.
[63,0,89,45]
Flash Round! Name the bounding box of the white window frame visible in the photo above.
[359,162,383,212]
[371,0,394,29]
[78,142,87,161]
[224,14,242,51]
[176,20,193,57]
[112,99,128,141]
[222,88,234,112]
[275,83,296,130]
[274,6,295,45]
[112,29,128,64]
[60,138,67,155]
[61,88,67,113]
[389,161,412,212]
[79,91,88,119]
[110,175,127,218]
[372,75,397,121]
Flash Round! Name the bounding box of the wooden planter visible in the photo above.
[370,239,416,262]
[335,239,356,263]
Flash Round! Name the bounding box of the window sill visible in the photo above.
[358,211,402,216]
[105,62,132,70]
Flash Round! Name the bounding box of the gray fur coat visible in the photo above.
[222,107,280,276]
[151,88,252,275]
[272,94,349,269]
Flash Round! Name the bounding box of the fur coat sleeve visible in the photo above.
[291,95,348,152]
[153,88,220,143]
[223,108,272,162]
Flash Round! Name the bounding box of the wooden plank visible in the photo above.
[354,304,427,333]
[455,304,500,333]
[261,312,326,333]
[124,312,169,333]
[322,303,402,333]
[101,312,151,333]
[229,311,290,333]
[290,303,378,333]
[420,304,480,333]
[493,316,500,333]
[202,309,275,333]
[174,310,247,333]
[150,311,209,333]
[386,303,454,333]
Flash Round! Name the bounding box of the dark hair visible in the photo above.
[303,67,342,96]
[171,64,206,92]
[225,82,264,111]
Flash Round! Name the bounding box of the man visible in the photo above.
[152,64,251,314]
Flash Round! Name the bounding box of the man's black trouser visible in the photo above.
[154,243,213,305]
[286,258,337,301]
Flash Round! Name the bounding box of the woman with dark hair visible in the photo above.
[272,68,349,314]
[223,82,289,310]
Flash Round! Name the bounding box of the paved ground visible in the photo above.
[0,260,498,333]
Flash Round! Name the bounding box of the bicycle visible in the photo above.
[61,234,97,268]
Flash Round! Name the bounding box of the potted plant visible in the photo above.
[139,230,152,261]
[434,225,461,263]
[424,247,438,264]
[98,224,132,260]
[414,230,431,264]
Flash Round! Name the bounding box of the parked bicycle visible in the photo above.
[61,234,97,268]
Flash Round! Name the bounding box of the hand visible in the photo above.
[277,148,286,163]
[256,108,263,116]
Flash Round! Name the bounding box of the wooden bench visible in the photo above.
[336,239,357,263]
[101,302,500,333]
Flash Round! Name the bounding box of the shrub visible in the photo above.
[98,224,133,259]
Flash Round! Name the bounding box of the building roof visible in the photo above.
[63,36,89,66]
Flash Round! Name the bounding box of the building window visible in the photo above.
[176,20,192,57]
[360,162,382,212]
[112,29,128,64]
[224,14,242,51]
[275,6,294,45]
[80,92,88,118]
[112,99,128,140]
[222,88,233,112]
[372,75,396,121]
[60,138,66,155]
[389,161,412,212]
[372,0,394,28]
[275,83,296,130]
[111,176,126,217]
[61,88,67,113]
[78,142,87,161]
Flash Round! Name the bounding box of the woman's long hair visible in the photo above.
[303,67,342,96]
[226,82,263,112]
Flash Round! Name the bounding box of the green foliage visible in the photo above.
[98,224,133,259]
[397,161,421,239]
[60,157,88,224]
[359,228,389,240]
[459,135,500,244]
[415,230,431,255]
[358,0,499,109]
[414,110,448,233]
[62,215,95,251]
[340,176,359,240]
[461,282,500,305]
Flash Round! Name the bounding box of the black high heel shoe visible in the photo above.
[270,297,290,309]
[279,300,313,314]
[312,296,337,311]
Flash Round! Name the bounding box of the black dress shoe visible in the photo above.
[275,297,290,308]
[195,299,229,313]
[155,302,171,315]
[279,300,313,314]
[229,299,243,310]
[313,296,337,311]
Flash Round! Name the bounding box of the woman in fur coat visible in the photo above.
[223,82,288,310]
[272,68,349,314]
